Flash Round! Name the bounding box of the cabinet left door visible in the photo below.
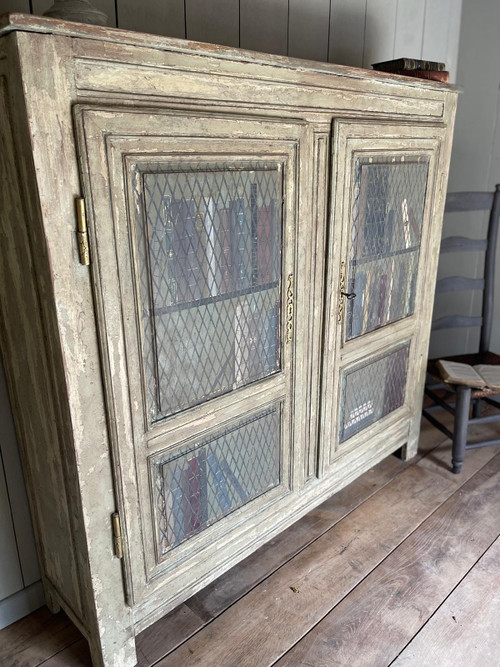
[75,107,307,620]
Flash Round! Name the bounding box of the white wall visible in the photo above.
[0,0,463,626]
[429,0,500,358]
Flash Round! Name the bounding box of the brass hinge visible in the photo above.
[112,512,124,559]
[286,273,294,343]
[76,198,90,266]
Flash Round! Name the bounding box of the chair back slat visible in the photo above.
[432,315,483,331]
[444,192,494,212]
[435,277,485,293]
[480,185,500,352]
[440,236,487,253]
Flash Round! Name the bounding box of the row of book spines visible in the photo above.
[155,200,278,305]
[349,258,417,337]
[372,57,446,72]
[155,298,280,401]
[356,166,423,259]
[234,303,279,387]
[162,446,256,548]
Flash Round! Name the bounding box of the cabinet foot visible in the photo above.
[42,579,61,614]
[395,440,418,462]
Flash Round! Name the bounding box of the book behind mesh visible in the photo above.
[436,360,500,390]
[171,198,203,303]
[230,197,252,291]
[372,58,446,72]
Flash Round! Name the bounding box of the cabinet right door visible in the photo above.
[321,121,443,470]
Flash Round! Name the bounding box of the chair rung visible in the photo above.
[440,236,487,253]
[424,387,456,415]
[435,277,484,293]
[469,413,500,426]
[422,409,453,440]
[483,396,500,408]
[465,439,500,450]
[432,315,483,330]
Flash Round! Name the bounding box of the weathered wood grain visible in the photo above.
[136,423,442,665]
[394,535,500,667]
[36,637,92,666]
[277,451,500,666]
[0,15,458,666]
[0,608,82,667]
[156,441,497,666]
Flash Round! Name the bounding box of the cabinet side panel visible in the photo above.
[0,69,83,618]
[12,32,136,666]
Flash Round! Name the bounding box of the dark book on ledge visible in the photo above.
[372,57,446,72]
[392,69,450,83]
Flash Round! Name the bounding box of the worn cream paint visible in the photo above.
[0,13,457,667]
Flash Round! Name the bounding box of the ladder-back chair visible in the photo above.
[423,185,500,473]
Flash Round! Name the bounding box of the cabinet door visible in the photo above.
[321,121,443,470]
[75,107,307,616]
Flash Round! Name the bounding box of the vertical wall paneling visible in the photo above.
[117,0,185,38]
[0,1,30,12]
[0,454,23,601]
[240,0,288,56]
[328,0,366,67]
[445,0,463,83]
[185,0,239,47]
[362,0,398,68]
[288,0,331,62]
[0,356,40,587]
[421,0,453,67]
[393,0,425,61]
[31,0,117,27]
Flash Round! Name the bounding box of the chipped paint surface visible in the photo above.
[0,16,457,666]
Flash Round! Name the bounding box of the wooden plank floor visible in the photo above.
[1,415,500,667]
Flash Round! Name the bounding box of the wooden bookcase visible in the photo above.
[0,14,458,666]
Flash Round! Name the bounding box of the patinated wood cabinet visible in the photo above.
[0,13,458,666]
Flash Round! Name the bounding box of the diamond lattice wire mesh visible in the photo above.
[339,343,410,443]
[132,162,283,422]
[154,405,281,554]
[346,156,429,340]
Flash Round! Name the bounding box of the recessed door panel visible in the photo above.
[321,121,442,469]
[75,107,306,610]
[345,156,429,339]
[339,343,409,443]
[134,162,283,422]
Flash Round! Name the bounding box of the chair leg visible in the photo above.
[472,398,482,419]
[452,385,472,474]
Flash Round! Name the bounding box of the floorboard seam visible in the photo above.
[158,440,496,666]
[263,450,500,666]
[149,436,450,664]
[387,530,500,666]
[34,637,84,667]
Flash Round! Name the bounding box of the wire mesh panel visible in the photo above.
[132,162,283,422]
[345,155,429,340]
[339,343,410,443]
[154,405,281,554]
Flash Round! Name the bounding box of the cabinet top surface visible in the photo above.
[0,12,458,97]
